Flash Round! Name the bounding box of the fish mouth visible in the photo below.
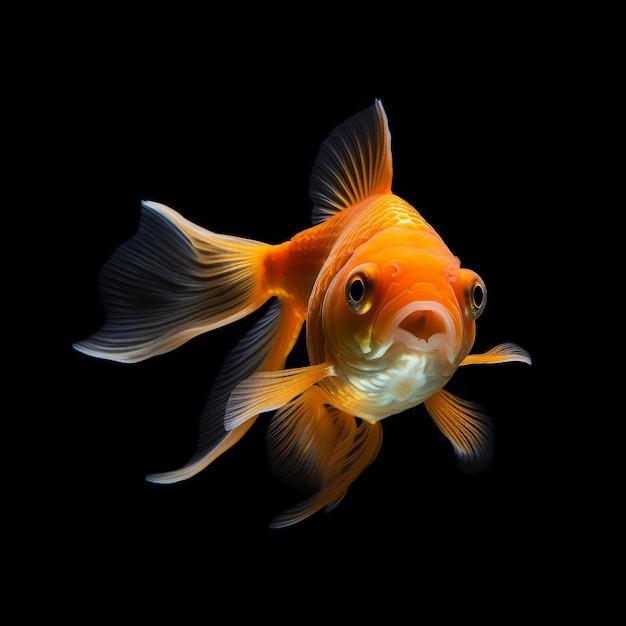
[399,309,447,341]
[380,300,459,355]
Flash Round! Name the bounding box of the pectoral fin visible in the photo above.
[424,388,494,473]
[461,342,532,366]
[224,363,335,431]
[265,386,383,529]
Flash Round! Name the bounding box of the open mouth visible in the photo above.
[381,300,458,353]
[399,309,448,342]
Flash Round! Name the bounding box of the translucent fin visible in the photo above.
[266,387,383,529]
[309,99,393,225]
[146,298,288,483]
[461,342,532,366]
[223,363,334,431]
[424,388,494,474]
[73,200,270,363]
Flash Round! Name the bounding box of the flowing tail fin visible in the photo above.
[145,298,305,484]
[73,200,271,363]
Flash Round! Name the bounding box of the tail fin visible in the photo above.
[145,298,304,484]
[73,200,271,363]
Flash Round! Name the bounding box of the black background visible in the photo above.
[25,15,607,616]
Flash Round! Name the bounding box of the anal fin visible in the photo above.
[266,386,383,528]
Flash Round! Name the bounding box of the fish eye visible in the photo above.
[460,269,487,320]
[345,268,375,314]
[465,274,487,320]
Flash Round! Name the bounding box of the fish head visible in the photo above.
[319,227,487,420]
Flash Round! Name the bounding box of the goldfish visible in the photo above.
[73,99,531,528]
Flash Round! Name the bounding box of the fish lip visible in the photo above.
[378,300,459,356]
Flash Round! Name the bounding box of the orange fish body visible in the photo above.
[74,100,530,527]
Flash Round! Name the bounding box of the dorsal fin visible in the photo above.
[309,99,393,225]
